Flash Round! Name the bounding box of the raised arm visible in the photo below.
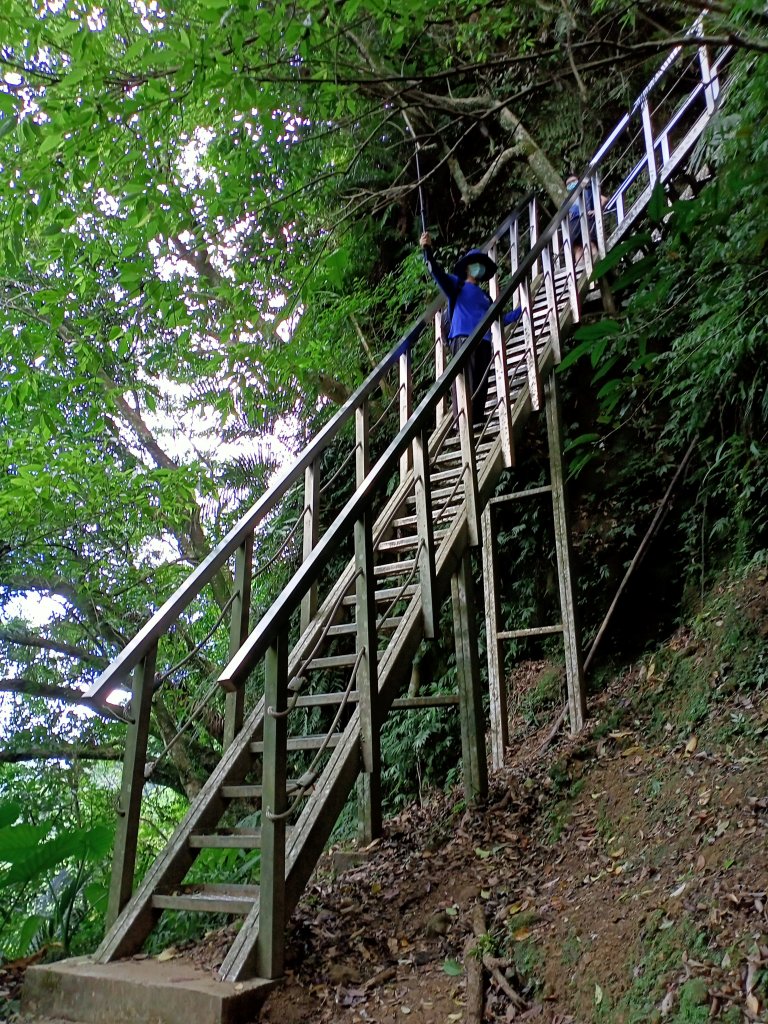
[420,231,461,304]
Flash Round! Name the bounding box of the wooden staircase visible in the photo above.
[23,24,733,1024]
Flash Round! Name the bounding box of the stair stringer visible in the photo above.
[218,342,561,982]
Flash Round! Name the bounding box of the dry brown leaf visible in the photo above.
[685,735,698,754]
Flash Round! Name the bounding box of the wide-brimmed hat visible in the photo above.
[453,248,497,282]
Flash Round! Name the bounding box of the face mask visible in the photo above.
[566,180,578,192]
[468,262,484,280]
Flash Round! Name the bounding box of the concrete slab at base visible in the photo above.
[22,957,276,1024]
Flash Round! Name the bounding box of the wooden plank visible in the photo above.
[545,370,586,733]
[399,347,413,481]
[481,505,507,770]
[224,535,253,749]
[342,585,417,606]
[374,559,416,577]
[249,734,343,753]
[497,624,563,640]
[106,643,157,929]
[391,694,459,709]
[355,416,382,842]
[151,892,257,914]
[256,630,289,979]
[455,359,481,545]
[413,426,438,638]
[451,550,488,804]
[300,459,320,634]
[304,653,358,670]
[488,241,515,468]
[189,833,263,849]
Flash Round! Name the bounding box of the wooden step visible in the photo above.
[343,584,417,606]
[497,624,563,640]
[374,558,416,577]
[377,534,421,554]
[304,653,358,670]
[220,781,305,800]
[188,830,264,850]
[152,885,259,914]
[326,616,403,635]
[249,733,344,753]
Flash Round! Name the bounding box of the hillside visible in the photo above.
[249,566,768,1023]
[8,567,761,1023]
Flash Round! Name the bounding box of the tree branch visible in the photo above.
[0,627,107,666]
[0,678,91,705]
[0,745,124,765]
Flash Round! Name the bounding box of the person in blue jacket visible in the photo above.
[420,231,522,428]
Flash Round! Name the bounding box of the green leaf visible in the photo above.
[38,132,64,155]
[647,181,667,224]
[591,232,651,279]
[0,802,21,828]
[15,914,47,957]
[0,92,16,116]
[442,958,463,976]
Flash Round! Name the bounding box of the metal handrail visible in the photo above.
[85,191,537,703]
[218,21,732,691]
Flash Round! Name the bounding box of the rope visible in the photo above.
[154,590,238,687]
[252,509,305,579]
[264,648,364,822]
[376,539,425,628]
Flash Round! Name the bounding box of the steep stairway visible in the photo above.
[23,24,732,1024]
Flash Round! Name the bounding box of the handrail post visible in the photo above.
[355,403,382,841]
[509,217,521,308]
[435,311,448,426]
[519,277,543,411]
[413,425,437,638]
[697,38,717,113]
[106,641,157,929]
[488,241,515,467]
[529,195,540,280]
[256,630,288,979]
[455,353,481,545]
[561,221,580,322]
[300,459,320,634]
[590,169,607,261]
[224,535,253,748]
[641,97,657,190]
[399,345,413,482]
[540,239,562,365]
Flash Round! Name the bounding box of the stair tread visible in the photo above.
[250,732,344,752]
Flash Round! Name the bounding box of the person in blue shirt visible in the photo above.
[566,175,607,266]
[419,231,522,429]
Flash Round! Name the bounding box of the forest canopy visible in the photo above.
[1,0,766,967]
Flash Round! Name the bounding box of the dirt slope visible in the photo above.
[250,569,768,1024]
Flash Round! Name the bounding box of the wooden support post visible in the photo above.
[519,277,542,412]
[545,370,586,733]
[455,356,481,545]
[482,504,508,769]
[399,346,413,481]
[106,642,157,929]
[435,311,448,426]
[451,550,488,804]
[413,425,437,638]
[356,403,382,842]
[224,535,253,749]
[300,459,320,634]
[256,630,288,979]
[488,241,515,468]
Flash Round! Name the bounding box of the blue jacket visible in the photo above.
[423,246,522,341]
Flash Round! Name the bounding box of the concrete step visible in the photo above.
[23,957,275,1024]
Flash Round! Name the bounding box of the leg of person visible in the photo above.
[471,338,494,428]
